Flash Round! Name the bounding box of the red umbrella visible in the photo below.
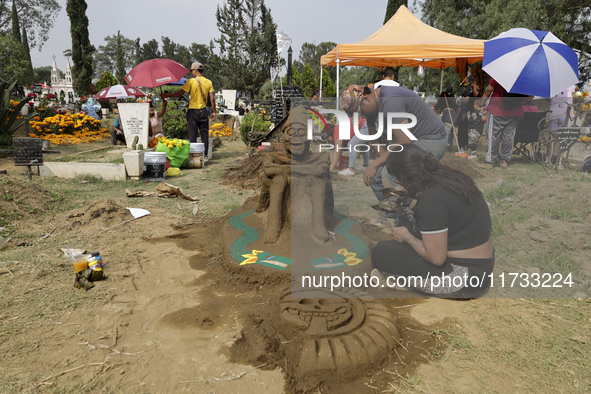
[95,84,146,100]
[125,58,189,88]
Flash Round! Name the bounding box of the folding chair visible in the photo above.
[513,111,548,163]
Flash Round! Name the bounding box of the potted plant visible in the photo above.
[122,136,145,180]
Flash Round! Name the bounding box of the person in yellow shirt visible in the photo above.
[161,61,217,158]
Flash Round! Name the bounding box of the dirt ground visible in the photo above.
[0,135,590,393]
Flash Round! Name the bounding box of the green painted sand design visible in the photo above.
[228,210,368,270]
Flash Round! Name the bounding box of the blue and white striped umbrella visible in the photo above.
[482,28,579,98]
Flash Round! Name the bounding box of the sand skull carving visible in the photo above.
[281,297,355,336]
[278,289,401,391]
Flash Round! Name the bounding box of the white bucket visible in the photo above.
[186,143,205,168]
[143,152,167,181]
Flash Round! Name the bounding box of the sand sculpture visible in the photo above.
[256,106,334,245]
[279,288,400,391]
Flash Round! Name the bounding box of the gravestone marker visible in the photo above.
[117,103,149,149]
[14,137,43,180]
[557,127,580,152]
[13,138,43,166]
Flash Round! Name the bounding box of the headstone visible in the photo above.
[117,103,150,149]
[271,87,303,123]
[557,127,580,152]
[222,90,237,112]
[13,138,43,166]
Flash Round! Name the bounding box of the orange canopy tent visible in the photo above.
[320,5,485,95]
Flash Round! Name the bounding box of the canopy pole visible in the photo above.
[336,59,340,109]
[277,52,284,101]
[319,64,323,101]
[440,68,444,93]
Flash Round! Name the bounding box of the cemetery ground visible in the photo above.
[0,133,590,393]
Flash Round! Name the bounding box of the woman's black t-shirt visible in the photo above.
[414,186,491,251]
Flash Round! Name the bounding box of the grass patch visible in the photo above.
[529,237,582,273]
[529,218,550,231]
[461,299,591,393]
[483,180,520,206]
[224,202,240,211]
[490,207,534,237]
[541,202,578,222]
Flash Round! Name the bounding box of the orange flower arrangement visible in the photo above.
[28,113,109,145]
[209,123,233,137]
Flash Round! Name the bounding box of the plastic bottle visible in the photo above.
[90,251,103,268]
[87,256,99,270]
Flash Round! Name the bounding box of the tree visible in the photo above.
[240,1,277,96]
[133,38,142,65]
[95,70,118,92]
[255,3,278,92]
[295,41,338,81]
[0,0,61,50]
[301,63,317,97]
[215,0,247,90]
[21,27,34,85]
[34,66,59,84]
[319,68,336,98]
[337,66,378,93]
[384,0,407,24]
[94,33,136,79]
[11,0,20,43]
[115,31,125,83]
[161,36,191,68]
[66,0,95,95]
[420,0,591,87]
[0,35,26,82]
[291,67,301,88]
[140,39,161,61]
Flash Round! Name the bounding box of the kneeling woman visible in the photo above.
[371,144,494,298]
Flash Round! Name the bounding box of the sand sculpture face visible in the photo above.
[283,107,310,158]
[281,297,354,336]
[276,289,401,392]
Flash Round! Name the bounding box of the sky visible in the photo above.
[30,0,411,73]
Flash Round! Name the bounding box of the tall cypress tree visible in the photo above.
[11,1,21,43]
[115,31,126,83]
[215,0,247,90]
[66,0,94,95]
[22,27,34,85]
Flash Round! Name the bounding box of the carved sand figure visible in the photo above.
[256,106,334,244]
[278,288,400,391]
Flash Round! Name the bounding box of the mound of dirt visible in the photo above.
[222,149,269,190]
[441,153,483,179]
[65,199,132,230]
[0,175,55,224]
